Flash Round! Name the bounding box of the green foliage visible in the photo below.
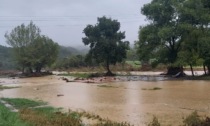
[82,16,129,75]
[55,55,87,69]
[1,98,133,126]
[126,61,141,69]
[58,46,80,59]
[0,103,29,126]
[126,45,139,61]
[137,0,183,69]
[5,21,59,73]
[183,111,201,126]
[95,121,132,126]
[58,72,91,78]
[29,36,59,72]
[148,116,161,126]
[0,85,21,90]
[0,45,15,70]
[138,0,210,74]
[136,25,160,63]
[1,98,46,109]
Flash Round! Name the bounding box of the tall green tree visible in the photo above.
[82,16,129,75]
[5,22,41,72]
[178,0,210,74]
[136,24,160,65]
[137,0,184,75]
[29,35,59,72]
[5,22,58,73]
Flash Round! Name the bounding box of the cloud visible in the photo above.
[0,0,151,46]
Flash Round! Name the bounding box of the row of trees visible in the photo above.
[4,0,210,76]
[136,0,210,75]
[4,18,130,75]
[5,22,59,73]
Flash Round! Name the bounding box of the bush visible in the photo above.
[148,116,161,126]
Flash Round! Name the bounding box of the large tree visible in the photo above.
[137,0,184,75]
[28,35,59,72]
[178,0,210,74]
[5,22,59,73]
[82,16,129,76]
[138,0,210,76]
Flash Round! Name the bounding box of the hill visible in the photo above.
[0,45,15,70]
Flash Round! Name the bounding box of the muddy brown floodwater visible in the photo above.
[1,75,210,126]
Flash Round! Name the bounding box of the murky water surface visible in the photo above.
[1,75,210,125]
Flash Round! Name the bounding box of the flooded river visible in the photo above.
[0,75,210,125]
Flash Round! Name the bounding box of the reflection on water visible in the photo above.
[1,75,210,125]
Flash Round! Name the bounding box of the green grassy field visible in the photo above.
[125,61,141,68]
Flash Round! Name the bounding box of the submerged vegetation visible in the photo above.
[1,98,46,109]
[0,85,21,90]
[0,98,132,126]
[97,85,118,88]
[0,98,210,126]
[142,87,162,90]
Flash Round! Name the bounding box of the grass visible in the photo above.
[188,75,210,80]
[125,61,141,69]
[142,87,162,90]
[3,98,210,126]
[148,116,160,126]
[58,72,106,79]
[19,108,82,126]
[1,98,46,109]
[97,85,118,88]
[58,72,91,78]
[0,102,29,126]
[0,98,133,126]
[0,85,21,90]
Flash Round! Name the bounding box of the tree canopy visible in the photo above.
[82,16,129,75]
[137,0,210,75]
[5,22,59,73]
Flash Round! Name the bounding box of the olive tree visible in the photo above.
[82,16,129,76]
[5,22,58,73]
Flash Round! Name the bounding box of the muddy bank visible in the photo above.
[60,75,168,84]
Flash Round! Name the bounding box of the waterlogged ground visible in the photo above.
[0,74,210,126]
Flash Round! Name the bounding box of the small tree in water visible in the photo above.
[82,16,129,76]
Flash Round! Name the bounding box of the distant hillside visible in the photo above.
[58,46,79,59]
[0,45,15,70]
[0,44,88,70]
[58,45,89,59]
[72,45,89,55]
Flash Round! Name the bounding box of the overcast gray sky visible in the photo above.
[0,0,151,47]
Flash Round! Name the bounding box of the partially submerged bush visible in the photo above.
[183,111,201,126]
[148,116,161,126]
[183,111,210,126]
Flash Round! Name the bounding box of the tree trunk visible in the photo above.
[36,67,41,73]
[166,66,185,77]
[203,64,207,75]
[29,67,33,73]
[105,60,114,76]
[22,66,25,74]
[207,65,210,75]
[190,64,194,76]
